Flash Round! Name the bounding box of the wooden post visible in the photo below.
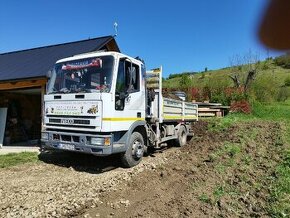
[41,84,46,131]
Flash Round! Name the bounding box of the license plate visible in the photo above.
[58,143,75,151]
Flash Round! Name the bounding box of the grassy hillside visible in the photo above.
[164,59,290,103]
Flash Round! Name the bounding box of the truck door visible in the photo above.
[114,59,145,129]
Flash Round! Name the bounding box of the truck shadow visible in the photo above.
[38,151,122,174]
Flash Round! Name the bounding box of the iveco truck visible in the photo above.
[41,51,198,167]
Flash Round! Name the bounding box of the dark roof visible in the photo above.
[0,36,119,82]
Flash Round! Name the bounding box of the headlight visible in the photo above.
[41,132,49,140]
[90,137,104,146]
[90,137,111,146]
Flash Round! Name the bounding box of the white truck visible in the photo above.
[41,51,198,167]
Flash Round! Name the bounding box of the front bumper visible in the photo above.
[41,131,125,156]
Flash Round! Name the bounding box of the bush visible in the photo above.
[284,77,290,87]
[179,74,191,89]
[261,62,270,70]
[274,55,290,69]
[210,87,248,106]
[230,100,251,114]
[277,87,290,102]
[251,74,280,102]
[211,92,229,105]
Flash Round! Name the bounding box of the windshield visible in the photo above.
[47,55,114,94]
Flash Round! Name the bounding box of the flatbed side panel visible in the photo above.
[184,102,198,121]
[162,98,198,122]
[163,98,183,120]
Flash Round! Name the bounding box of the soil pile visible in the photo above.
[83,121,285,217]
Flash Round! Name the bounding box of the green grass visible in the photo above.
[209,142,241,162]
[0,152,39,168]
[241,155,252,165]
[198,193,211,204]
[213,185,225,201]
[252,101,290,146]
[224,142,241,157]
[269,150,290,217]
[252,100,290,121]
[206,112,256,133]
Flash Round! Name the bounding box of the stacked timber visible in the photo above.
[195,102,229,117]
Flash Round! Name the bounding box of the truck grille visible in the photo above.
[52,133,80,143]
[46,123,96,129]
[49,118,90,125]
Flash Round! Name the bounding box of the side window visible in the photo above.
[116,60,125,93]
[125,61,140,93]
[115,59,140,111]
[115,60,125,111]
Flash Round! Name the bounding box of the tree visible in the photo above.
[229,50,260,92]
[274,54,290,69]
[179,74,191,89]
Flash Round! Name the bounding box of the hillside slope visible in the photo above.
[164,60,290,102]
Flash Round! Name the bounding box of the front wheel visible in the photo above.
[121,132,145,168]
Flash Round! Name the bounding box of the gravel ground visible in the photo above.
[0,148,179,218]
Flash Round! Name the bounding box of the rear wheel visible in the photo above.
[121,132,145,168]
[176,125,187,147]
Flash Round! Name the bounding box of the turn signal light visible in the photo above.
[104,137,111,146]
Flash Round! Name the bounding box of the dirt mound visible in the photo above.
[82,121,285,218]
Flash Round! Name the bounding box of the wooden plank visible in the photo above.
[41,85,45,131]
[210,106,230,109]
[0,108,8,147]
[0,78,47,91]
[198,113,215,117]
[198,108,222,112]
[195,102,222,106]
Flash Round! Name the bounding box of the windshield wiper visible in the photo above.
[78,88,92,93]
[59,88,71,93]
[48,88,71,94]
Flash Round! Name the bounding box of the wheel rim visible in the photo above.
[132,140,144,159]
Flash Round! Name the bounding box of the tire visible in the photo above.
[121,132,145,168]
[176,125,187,147]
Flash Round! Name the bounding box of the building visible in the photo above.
[0,36,119,147]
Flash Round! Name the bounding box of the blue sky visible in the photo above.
[0,0,280,77]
